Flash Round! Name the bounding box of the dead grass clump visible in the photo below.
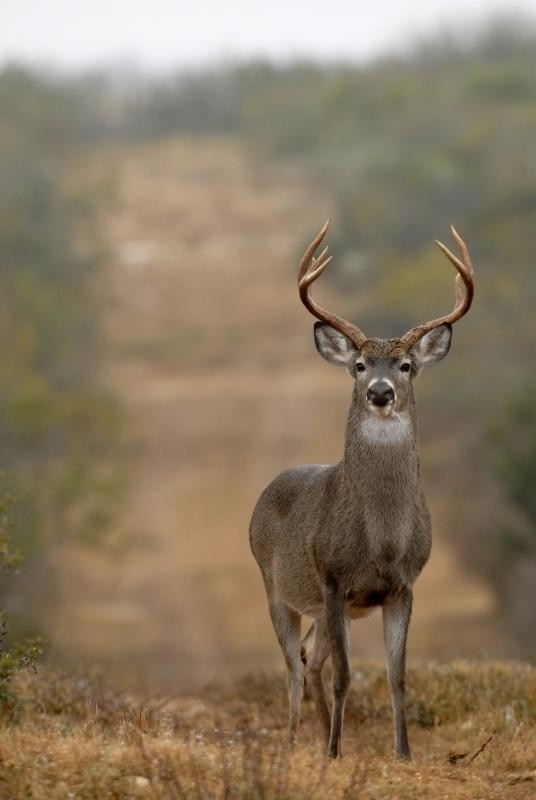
[405,660,536,726]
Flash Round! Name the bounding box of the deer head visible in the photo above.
[298,220,474,419]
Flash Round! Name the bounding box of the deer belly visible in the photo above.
[348,604,376,619]
[346,586,393,618]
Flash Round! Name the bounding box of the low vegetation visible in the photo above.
[0,661,534,799]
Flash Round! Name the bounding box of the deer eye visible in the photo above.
[356,362,366,373]
[400,362,411,373]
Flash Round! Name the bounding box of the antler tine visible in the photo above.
[297,219,331,281]
[301,247,333,286]
[400,226,475,348]
[298,220,368,348]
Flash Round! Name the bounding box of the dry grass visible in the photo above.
[0,661,534,799]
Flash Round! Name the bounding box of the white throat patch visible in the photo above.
[361,413,411,445]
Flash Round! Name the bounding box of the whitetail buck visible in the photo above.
[249,221,474,760]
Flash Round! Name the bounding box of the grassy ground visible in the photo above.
[0,661,534,799]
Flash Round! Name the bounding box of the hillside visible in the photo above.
[1,661,534,799]
[44,137,506,689]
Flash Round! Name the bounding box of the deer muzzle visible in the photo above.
[367,381,395,408]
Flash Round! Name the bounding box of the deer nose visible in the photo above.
[367,381,395,407]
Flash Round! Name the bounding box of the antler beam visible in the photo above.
[298,220,369,348]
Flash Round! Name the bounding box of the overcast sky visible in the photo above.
[2,0,536,71]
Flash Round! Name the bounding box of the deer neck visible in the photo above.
[341,386,420,512]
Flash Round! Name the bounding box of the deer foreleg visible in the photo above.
[382,589,412,760]
[325,581,351,758]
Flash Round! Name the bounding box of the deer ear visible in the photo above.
[314,322,359,372]
[410,323,452,371]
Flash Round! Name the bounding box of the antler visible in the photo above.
[400,226,475,348]
[298,220,369,348]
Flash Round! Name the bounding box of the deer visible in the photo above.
[249,220,474,760]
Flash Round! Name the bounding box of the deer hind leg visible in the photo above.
[268,596,303,746]
[382,589,412,761]
[301,619,331,746]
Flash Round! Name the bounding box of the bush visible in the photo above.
[0,490,41,709]
[488,388,536,651]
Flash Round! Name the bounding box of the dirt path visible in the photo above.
[54,139,503,689]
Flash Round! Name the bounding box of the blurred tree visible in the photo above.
[488,388,536,652]
[0,487,41,709]
[0,67,120,637]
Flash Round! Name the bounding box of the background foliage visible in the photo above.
[0,17,534,659]
[117,18,536,652]
[0,66,118,639]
